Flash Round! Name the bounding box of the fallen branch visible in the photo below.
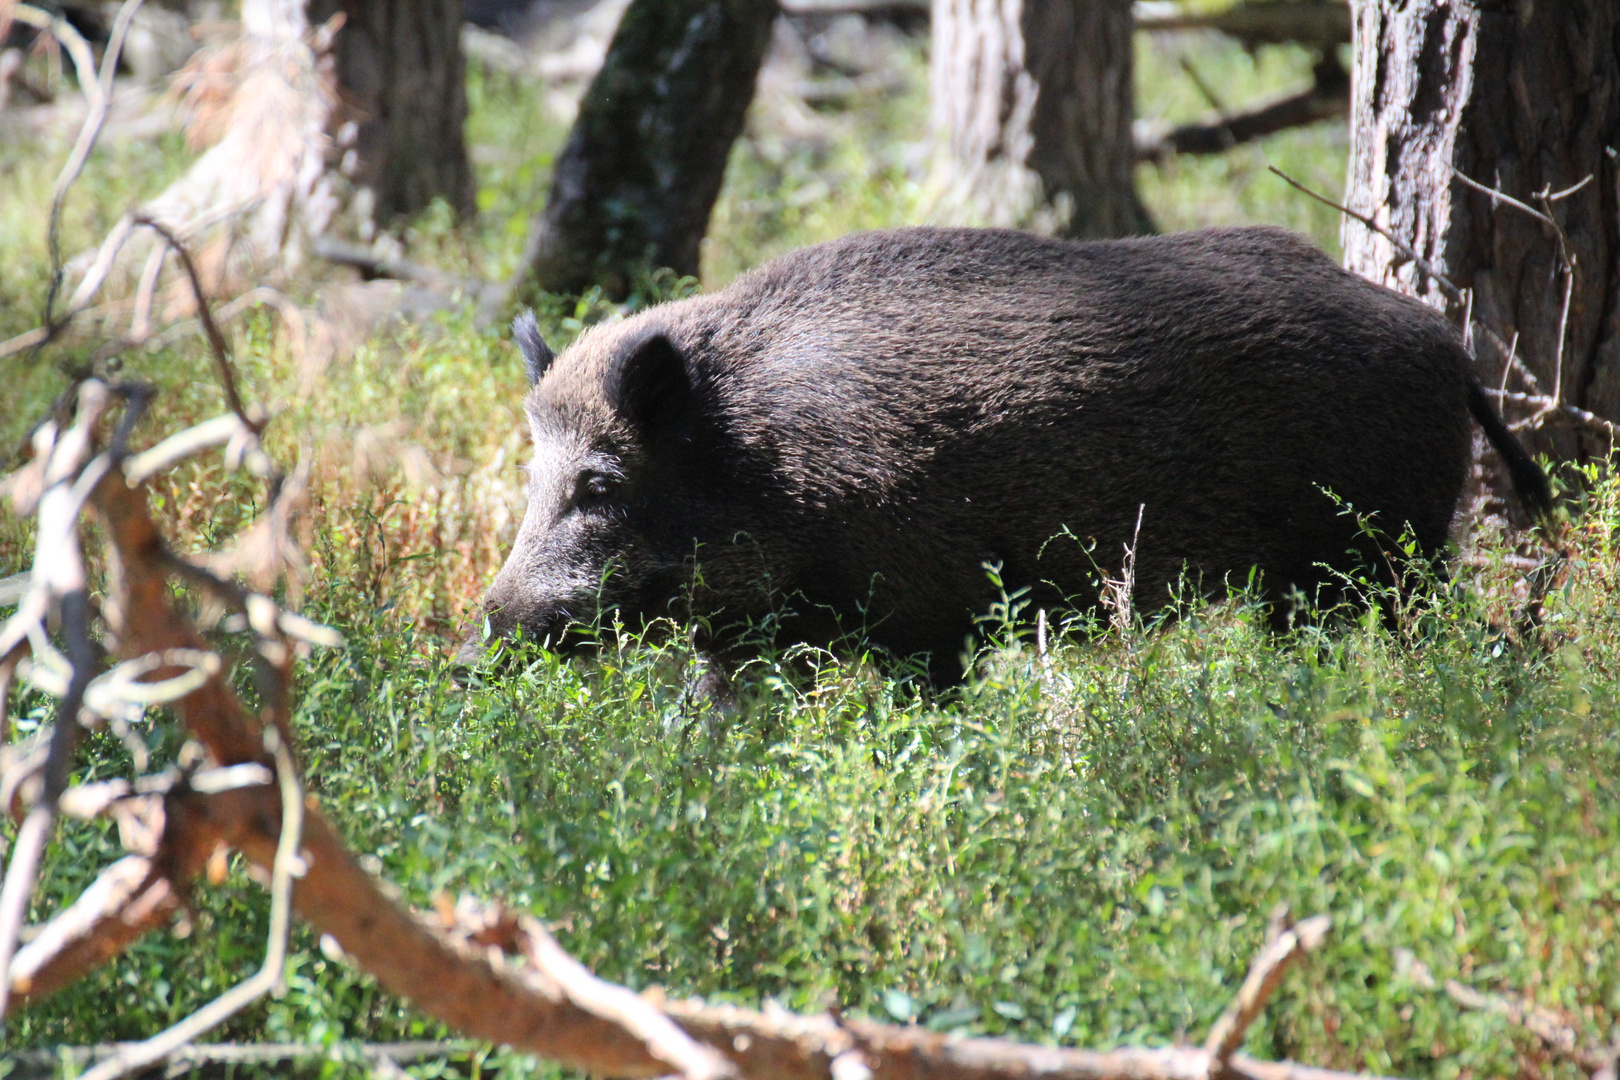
[6,1039,480,1079]
[1138,55,1347,161]
[73,732,303,1080]
[3,223,1427,1079]
[1205,913,1331,1065]
[1397,951,1617,1076]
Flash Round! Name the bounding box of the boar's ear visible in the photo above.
[512,310,555,387]
[611,332,692,436]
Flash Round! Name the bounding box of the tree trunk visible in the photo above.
[521,0,779,298]
[79,0,470,301]
[311,0,475,224]
[48,0,472,369]
[930,0,1152,239]
[1341,0,1620,466]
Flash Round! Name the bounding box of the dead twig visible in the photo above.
[1102,504,1145,638]
[1205,913,1332,1068]
[1396,951,1617,1075]
[1448,167,1559,232]
[133,216,257,433]
[1267,166,1463,302]
[0,381,119,1020]
[517,914,735,1080]
[73,729,303,1080]
[14,0,149,349]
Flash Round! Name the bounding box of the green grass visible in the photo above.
[7,19,1613,1080]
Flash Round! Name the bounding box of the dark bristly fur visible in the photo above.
[460,226,1551,682]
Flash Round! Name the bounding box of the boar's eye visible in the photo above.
[573,471,618,510]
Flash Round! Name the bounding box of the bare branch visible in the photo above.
[0,809,55,1016]
[132,216,257,433]
[15,0,149,339]
[4,379,1421,1080]
[1267,167,1464,302]
[122,413,255,486]
[1205,914,1332,1065]
[1484,390,1617,436]
[7,855,180,1006]
[1397,952,1617,1075]
[0,381,115,1018]
[1139,56,1348,161]
[73,732,303,1080]
[518,914,735,1080]
[1447,168,1558,231]
[1545,175,1594,202]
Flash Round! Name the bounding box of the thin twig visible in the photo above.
[29,0,148,341]
[132,216,257,432]
[1267,166,1464,301]
[1448,167,1558,230]
[1545,175,1594,202]
[1486,389,1617,435]
[122,413,254,486]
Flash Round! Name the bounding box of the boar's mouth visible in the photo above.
[453,605,592,669]
[451,588,691,677]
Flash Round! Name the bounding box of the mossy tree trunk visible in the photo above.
[522,0,779,298]
[1342,0,1620,463]
[930,0,1152,238]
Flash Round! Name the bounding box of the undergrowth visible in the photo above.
[2,17,1608,1080]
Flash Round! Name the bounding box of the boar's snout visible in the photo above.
[455,596,577,667]
[454,557,583,672]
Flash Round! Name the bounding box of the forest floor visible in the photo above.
[3,19,1617,1080]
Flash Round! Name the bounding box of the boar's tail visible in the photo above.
[1467,378,1554,521]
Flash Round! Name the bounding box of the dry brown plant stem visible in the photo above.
[12,0,148,344]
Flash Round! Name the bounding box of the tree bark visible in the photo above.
[310,0,475,224]
[930,0,1152,239]
[1341,0,1620,464]
[84,0,471,306]
[522,0,779,298]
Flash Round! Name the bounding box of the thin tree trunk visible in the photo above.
[87,0,470,291]
[521,0,779,298]
[1341,0,1620,465]
[311,0,475,224]
[930,0,1151,239]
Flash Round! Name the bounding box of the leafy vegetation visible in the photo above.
[2,22,1611,1080]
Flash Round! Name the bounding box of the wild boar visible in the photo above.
[457,226,1550,682]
